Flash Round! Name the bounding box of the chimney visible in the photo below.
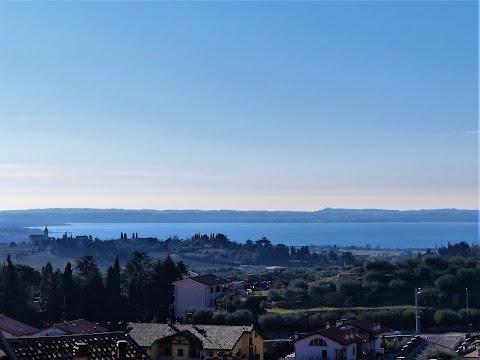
[73,342,88,360]
[325,322,330,329]
[117,340,128,360]
[167,318,172,326]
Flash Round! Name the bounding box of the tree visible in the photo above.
[63,262,74,319]
[40,262,54,311]
[225,309,254,325]
[123,251,154,320]
[150,255,187,321]
[105,256,122,322]
[75,255,105,321]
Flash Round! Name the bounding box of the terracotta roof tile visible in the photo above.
[31,319,109,336]
[0,314,38,337]
[295,319,388,346]
[7,332,151,360]
[348,319,390,336]
[313,327,365,346]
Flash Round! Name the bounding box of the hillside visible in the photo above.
[0,208,477,226]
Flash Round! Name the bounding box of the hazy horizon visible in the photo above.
[1,207,478,212]
[1,2,478,211]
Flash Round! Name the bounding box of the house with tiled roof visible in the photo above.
[347,319,389,354]
[174,274,243,318]
[0,314,38,338]
[30,318,109,337]
[293,319,389,360]
[127,322,264,360]
[0,331,151,360]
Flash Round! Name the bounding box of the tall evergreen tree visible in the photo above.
[105,256,122,322]
[75,255,105,321]
[62,262,74,320]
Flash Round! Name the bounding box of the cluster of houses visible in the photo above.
[0,310,392,360]
[0,274,413,360]
[0,315,265,360]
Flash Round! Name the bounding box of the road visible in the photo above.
[422,333,465,350]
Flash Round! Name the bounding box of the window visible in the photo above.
[353,347,355,355]
[216,286,221,292]
[335,349,342,359]
[322,350,327,359]
[210,299,213,306]
[211,287,214,293]
[309,338,327,347]
[208,352,214,357]
[178,349,184,356]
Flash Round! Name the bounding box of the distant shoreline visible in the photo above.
[25,222,478,250]
[0,208,477,226]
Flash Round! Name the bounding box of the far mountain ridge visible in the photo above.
[0,208,477,226]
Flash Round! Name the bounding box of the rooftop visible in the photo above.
[0,314,38,337]
[128,323,255,349]
[189,274,230,286]
[348,319,390,336]
[296,319,389,346]
[30,319,109,336]
[5,331,151,360]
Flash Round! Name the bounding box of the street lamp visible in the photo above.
[415,288,421,335]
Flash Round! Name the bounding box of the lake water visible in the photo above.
[30,222,479,249]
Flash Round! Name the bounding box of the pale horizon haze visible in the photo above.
[0,1,478,211]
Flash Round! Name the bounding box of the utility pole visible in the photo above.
[466,287,469,335]
[415,288,421,335]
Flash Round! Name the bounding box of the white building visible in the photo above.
[174,274,242,319]
[293,319,388,360]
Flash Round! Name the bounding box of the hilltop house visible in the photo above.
[293,319,388,360]
[28,226,50,246]
[174,274,243,319]
[127,322,264,360]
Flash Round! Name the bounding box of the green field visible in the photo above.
[266,305,420,314]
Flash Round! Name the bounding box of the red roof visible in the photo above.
[295,319,389,347]
[0,314,38,336]
[348,319,389,336]
[314,327,365,346]
[31,319,109,336]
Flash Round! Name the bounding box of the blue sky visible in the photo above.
[0,1,478,211]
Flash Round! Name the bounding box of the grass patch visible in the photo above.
[253,290,269,296]
[266,305,419,314]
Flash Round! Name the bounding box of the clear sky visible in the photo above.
[0,1,478,211]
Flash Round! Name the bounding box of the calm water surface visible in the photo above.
[30,222,479,249]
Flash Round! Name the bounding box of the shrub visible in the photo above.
[258,313,285,332]
[434,309,461,327]
[225,309,254,326]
